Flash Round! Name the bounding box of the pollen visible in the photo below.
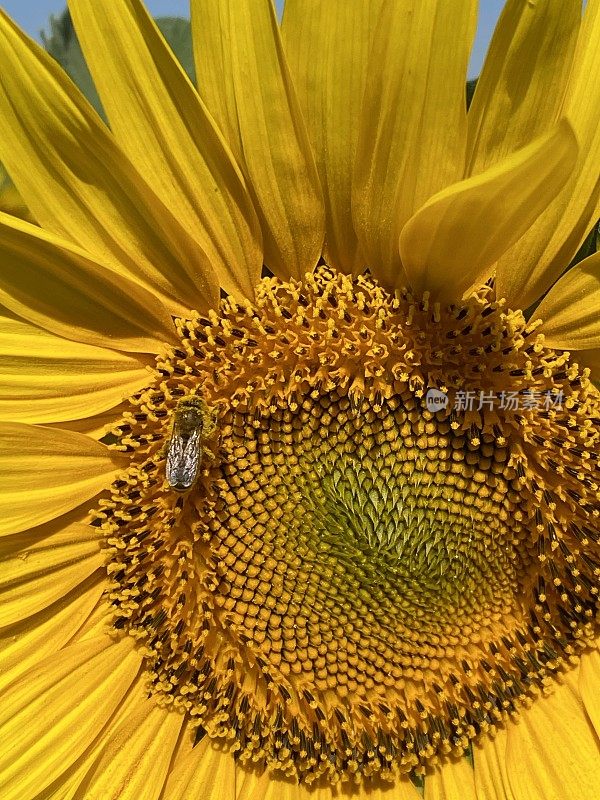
[95,267,600,785]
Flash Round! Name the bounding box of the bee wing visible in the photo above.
[166,426,202,491]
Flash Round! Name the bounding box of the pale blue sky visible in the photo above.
[1,1,505,79]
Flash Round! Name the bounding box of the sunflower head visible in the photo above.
[97,265,600,785]
[0,1,599,799]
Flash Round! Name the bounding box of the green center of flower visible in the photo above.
[229,392,518,645]
[97,267,600,785]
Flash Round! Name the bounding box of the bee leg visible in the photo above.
[203,446,217,463]
[157,440,170,459]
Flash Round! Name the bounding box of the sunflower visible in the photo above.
[0,0,599,798]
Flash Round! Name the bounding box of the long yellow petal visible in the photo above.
[352,0,477,289]
[466,0,580,175]
[0,423,125,536]
[0,213,177,354]
[424,757,477,800]
[0,11,219,315]
[243,774,421,800]
[0,311,150,424]
[68,604,115,645]
[573,348,600,383]
[0,172,34,224]
[0,521,103,627]
[0,576,102,692]
[473,728,516,800]
[0,635,141,800]
[532,251,600,349]
[282,0,382,274]
[75,702,184,800]
[163,738,236,800]
[68,0,261,302]
[505,673,600,800]
[31,675,150,800]
[399,121,578,301]
[48,404,128,440]
[579,644,600,739]
[236,766,263,800]
[192,0,323,281]
[245,775,310,800]
[495,0,600,308]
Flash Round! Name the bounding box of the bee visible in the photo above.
[165,396,217,492]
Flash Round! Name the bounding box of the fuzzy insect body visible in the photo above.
[166,396,216,492]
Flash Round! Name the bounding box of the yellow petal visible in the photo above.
[466,0,580,175]
[399,121,578,301]
[163,738,236,800]
[370,779,423,800]
[0,176,34,224]
[505,673,600,800]
[0,576,103,692]
[579,644,600,740]
[31,675,151,800]
[0,521,104,627]
[0,311,150,424]
[282,0,382,274]
[192,0,323,281]
[245,775,312,800]
[67,594,114,645]
[236,766,263,800]
[473,728,516,800]
[244,774,421,800]
[0,422,125,536]
[68,0,260,302]
[48,403,128,440]
[573,348,600,383]
[532,251,600,349]
[0,634,141,800]
[0,11,219,315]
[74,701,183,800]
[495,0,600,309]
[424,757,477,800]
[0,213,177,354]
[352,0,477,289]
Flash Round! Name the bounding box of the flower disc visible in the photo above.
[98,267,600,784]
